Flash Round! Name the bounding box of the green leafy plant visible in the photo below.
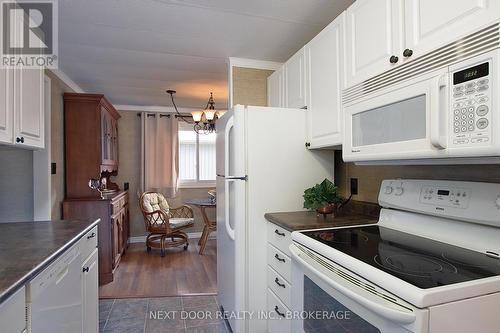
[303,179,343,210]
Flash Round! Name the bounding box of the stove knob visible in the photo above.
[394,187,404,196]
[384,186,393,195]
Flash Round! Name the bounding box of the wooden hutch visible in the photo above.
[62,93,129,285]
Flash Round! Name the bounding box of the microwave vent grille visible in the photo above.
[342,22,500,104]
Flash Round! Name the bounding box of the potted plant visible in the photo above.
[303,179,343,217]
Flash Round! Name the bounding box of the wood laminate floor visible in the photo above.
[99,239,217,299]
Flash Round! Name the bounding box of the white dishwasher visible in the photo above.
[26,243,83,333]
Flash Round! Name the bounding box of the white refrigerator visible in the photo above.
[216,105,334,333]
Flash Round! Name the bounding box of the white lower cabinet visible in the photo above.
[267,223,292,333]
[82,249,99,333]
[0,287,26,333]
[267,289,291,333]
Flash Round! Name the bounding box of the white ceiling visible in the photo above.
[59,0,354,109]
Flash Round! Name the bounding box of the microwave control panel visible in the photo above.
[450,60,491,147]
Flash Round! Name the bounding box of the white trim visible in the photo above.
[115,104,199,114]
[228,57,283,70]
[129,232,216,244]
[33,75,52,221]
[178,182,216,189]
[48,68,85,93]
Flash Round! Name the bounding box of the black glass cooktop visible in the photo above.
[302,226,500,289]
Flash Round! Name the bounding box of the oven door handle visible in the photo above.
[290,245,417,325]
[430,73,449,149]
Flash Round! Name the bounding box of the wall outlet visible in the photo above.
[350,178,358,195]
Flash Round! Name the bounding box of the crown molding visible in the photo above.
[227,57,283,70]
[47,69,85,93]
[114,104,199,114]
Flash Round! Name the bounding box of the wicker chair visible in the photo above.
[139,192,194,257]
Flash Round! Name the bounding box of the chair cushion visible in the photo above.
[142,192,170,214]
[169,218,194,229]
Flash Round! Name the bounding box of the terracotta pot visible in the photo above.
[316,203,337,218]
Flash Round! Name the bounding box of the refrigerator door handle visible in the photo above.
[226,176,248,181]
[224,178,236,241]
[224,116,234,176]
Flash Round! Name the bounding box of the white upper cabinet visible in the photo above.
[0,6,45,149]
[0,69,14,144]
[345,0,403,87]
[267,67,284,107]
[284,48,307,109]
[405,0,500,59]
[14,67,44,149]
[305,13,345,148]
[345,0,500,88]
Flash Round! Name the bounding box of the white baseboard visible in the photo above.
[129,231,216,244]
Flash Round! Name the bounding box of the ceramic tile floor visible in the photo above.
[99,296,231,333]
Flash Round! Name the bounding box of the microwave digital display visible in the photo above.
[453,62,489,85]
[437,190,450,196]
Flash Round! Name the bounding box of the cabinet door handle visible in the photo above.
[274,254,286,263]
[274,306,285,318]
[275,278,286,288]
[403,48,413,58]
[389,55,399,64]
[16,137,24,143]
[87,232,96,239]
[305,142,311,148]
[82,267,89,273]
[274,229,285,237]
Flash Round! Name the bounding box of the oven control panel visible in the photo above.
[419,186,471,209]
[379,179,500,228]
[450,60,492,147]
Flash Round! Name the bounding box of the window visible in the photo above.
[178,123,216,187]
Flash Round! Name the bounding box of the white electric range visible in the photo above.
[290,179,500,333]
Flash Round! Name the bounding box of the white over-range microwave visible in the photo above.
[343,47,500,164]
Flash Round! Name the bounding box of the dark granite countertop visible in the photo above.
[264,201,380,232]
[0,219,99,304]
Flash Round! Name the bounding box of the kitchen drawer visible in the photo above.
[80,225,98,262]
[267,244,291,282]
[0,286,26,333]
[267,266,291,308]
[267,223,291,257]
[267,288,291,333]
[112,201,121,215]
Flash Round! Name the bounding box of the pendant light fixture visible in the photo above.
[167,90,224,134]
[192,92,216,134]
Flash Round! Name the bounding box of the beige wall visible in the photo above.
[334,151,500,203]
[116,111,215,237]
[232,67,274,106]
[45,71,75,220]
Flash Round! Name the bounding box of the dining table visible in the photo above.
[185,198,216,254]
